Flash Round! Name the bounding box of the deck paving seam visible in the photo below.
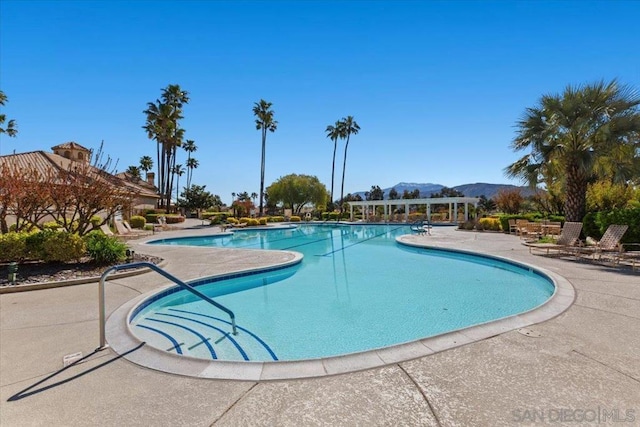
[571,302,640,320]
[571,350,640,384]
[1,318,95,331]
[574,288,640,302]
[397,363,442,427]
[210,381,258,426]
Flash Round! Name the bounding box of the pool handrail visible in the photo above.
[97,261,237,351]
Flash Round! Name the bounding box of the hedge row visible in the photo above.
[145,214,186,224]
[0,230,127,264]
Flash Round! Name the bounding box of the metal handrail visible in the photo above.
[97,261,237,351]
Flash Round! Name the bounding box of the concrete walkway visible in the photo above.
[1,225,638,426]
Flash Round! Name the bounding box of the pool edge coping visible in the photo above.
[105,234,575,381]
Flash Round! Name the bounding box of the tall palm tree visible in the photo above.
[253,99,278,216]
[183,139,197,176]
[139,155,154,182]
[325,120,344,207]
[173,164,185,204]
[506,79,640,222]
[338,116,360,212]
[0,90,18,138]
[143,84,189,211]
[186,157,199,188]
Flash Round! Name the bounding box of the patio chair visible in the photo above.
[123,220,152,236]
[577,224,628,261]
[508,219,518,234]
[100,223,115,236]
[521,222,543,242]
[515,219,530,238]
[527,222,583,255]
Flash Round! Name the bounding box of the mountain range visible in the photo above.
[354,182,537,200]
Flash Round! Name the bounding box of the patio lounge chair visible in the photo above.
[113,219,150,239]
[527,222,583,255]
[123,220,153,236]
[100,224,115,236]
[577,224,628,261]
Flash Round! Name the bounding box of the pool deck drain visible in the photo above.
[2,221,639,426]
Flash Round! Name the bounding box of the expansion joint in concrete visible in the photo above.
[210,382,258,426]
[397,364,442,427]
[572,350,640,384]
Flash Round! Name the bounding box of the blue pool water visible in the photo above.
[132,224,554,361]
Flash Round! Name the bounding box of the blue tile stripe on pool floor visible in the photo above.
[169,308,278,361]
[156,312,249,361]
[147,318,217,359]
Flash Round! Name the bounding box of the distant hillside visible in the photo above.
[354,182,536,200]
[452,183,537,199]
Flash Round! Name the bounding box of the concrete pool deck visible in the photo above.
[1,223,639,426]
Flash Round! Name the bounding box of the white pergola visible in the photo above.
[347,197,481,223]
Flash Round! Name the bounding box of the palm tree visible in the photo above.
[338,116,360,212]
[253,99,278,216]
[139,155,154,182]
[183,139,197,181]
[173,164,185,204]
[251,192,258,206]
[506,79,640,222]
[126,165,142,181]
[186,157,199,188]
[143,84,189,211]
[0,90,18,138]
[325,120,344,207]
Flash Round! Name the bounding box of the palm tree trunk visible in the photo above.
[330,140,337,205]
[564,164,587,222]
[339,135,351,213]
[259,129,267,217]
[160,143,167,209]
[168,145,177,212]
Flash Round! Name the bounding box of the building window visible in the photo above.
[78,152,84,160]
[63,151,71,158]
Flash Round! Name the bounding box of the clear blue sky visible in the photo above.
[1,1,638,205]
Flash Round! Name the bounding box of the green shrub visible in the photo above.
[290,216,301,222]
[226,217,239,224]
[165,215,185,224]
[129,215,146,229]
[583,207,640,244]
[478,217,502,231]
[145,213,159,223]
[42,220,62,230]
[202,212,227,221]
[268,216,285,222]
[259,218,268,225]
[239,217,250,224]
[41,231,86,262]
[84,231,128,264]
[8,220,37,232]
[90,215,103,228]
[25,229,53,260]
[0,232,29,262]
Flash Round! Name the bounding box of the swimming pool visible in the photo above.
[130,224,555,362]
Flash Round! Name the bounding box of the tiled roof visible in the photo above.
[51,141,91,152]
[0,151,159,199]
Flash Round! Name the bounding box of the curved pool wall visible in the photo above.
[106,227,575,380]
